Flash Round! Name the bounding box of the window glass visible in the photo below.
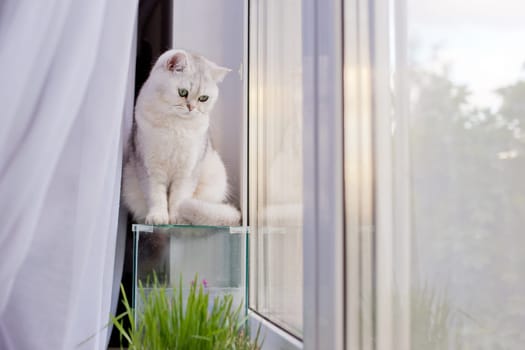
[248,0,303,337]
[401,0,525,347]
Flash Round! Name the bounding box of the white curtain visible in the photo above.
[0,1,137,349]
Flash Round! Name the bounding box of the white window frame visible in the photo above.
[302,0,345,349]
[245,0,345,348]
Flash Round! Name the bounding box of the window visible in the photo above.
[347,0,525,348]
[393,0,525,348]
[248,0,304,338]
[248,0,344,348]
[247,0,524,348]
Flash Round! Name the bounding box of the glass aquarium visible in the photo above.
[132,224,247,316]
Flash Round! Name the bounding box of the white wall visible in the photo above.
[172,0,244,208]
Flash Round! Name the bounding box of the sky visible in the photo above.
[407,0,525,110]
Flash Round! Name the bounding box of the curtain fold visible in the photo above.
[0,1,137,349]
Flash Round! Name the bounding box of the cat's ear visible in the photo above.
[210,64,231,83]
[166,52,188,72]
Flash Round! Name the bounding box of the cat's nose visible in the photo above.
[187,103,194,111]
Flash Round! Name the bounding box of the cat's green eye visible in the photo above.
[178,88,188,98]
[198,95,209,102]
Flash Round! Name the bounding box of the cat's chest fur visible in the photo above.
[136,116,208,178]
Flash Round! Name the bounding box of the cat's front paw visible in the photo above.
[145,210,169,225]
[173,217,191,225]
[169,213,190,225]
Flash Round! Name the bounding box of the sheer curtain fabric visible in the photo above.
[0,1,137,349]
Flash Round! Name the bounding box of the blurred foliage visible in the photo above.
[409,60,525,348]
[411,282,463,350]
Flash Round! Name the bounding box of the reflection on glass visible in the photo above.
[404,0,525,348]
[249,0,303,337]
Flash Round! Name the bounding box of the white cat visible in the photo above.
[122,49,241,226]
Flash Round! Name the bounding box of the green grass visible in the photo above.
[410,282,464,350]
[111,275,262,350]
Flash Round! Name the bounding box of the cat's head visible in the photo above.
[148,49,230,119]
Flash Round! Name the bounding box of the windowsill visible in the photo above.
[248,310,303,350]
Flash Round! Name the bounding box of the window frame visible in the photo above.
[301,0,345,348]
[245,0,345,348]
[244,0,306,347]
